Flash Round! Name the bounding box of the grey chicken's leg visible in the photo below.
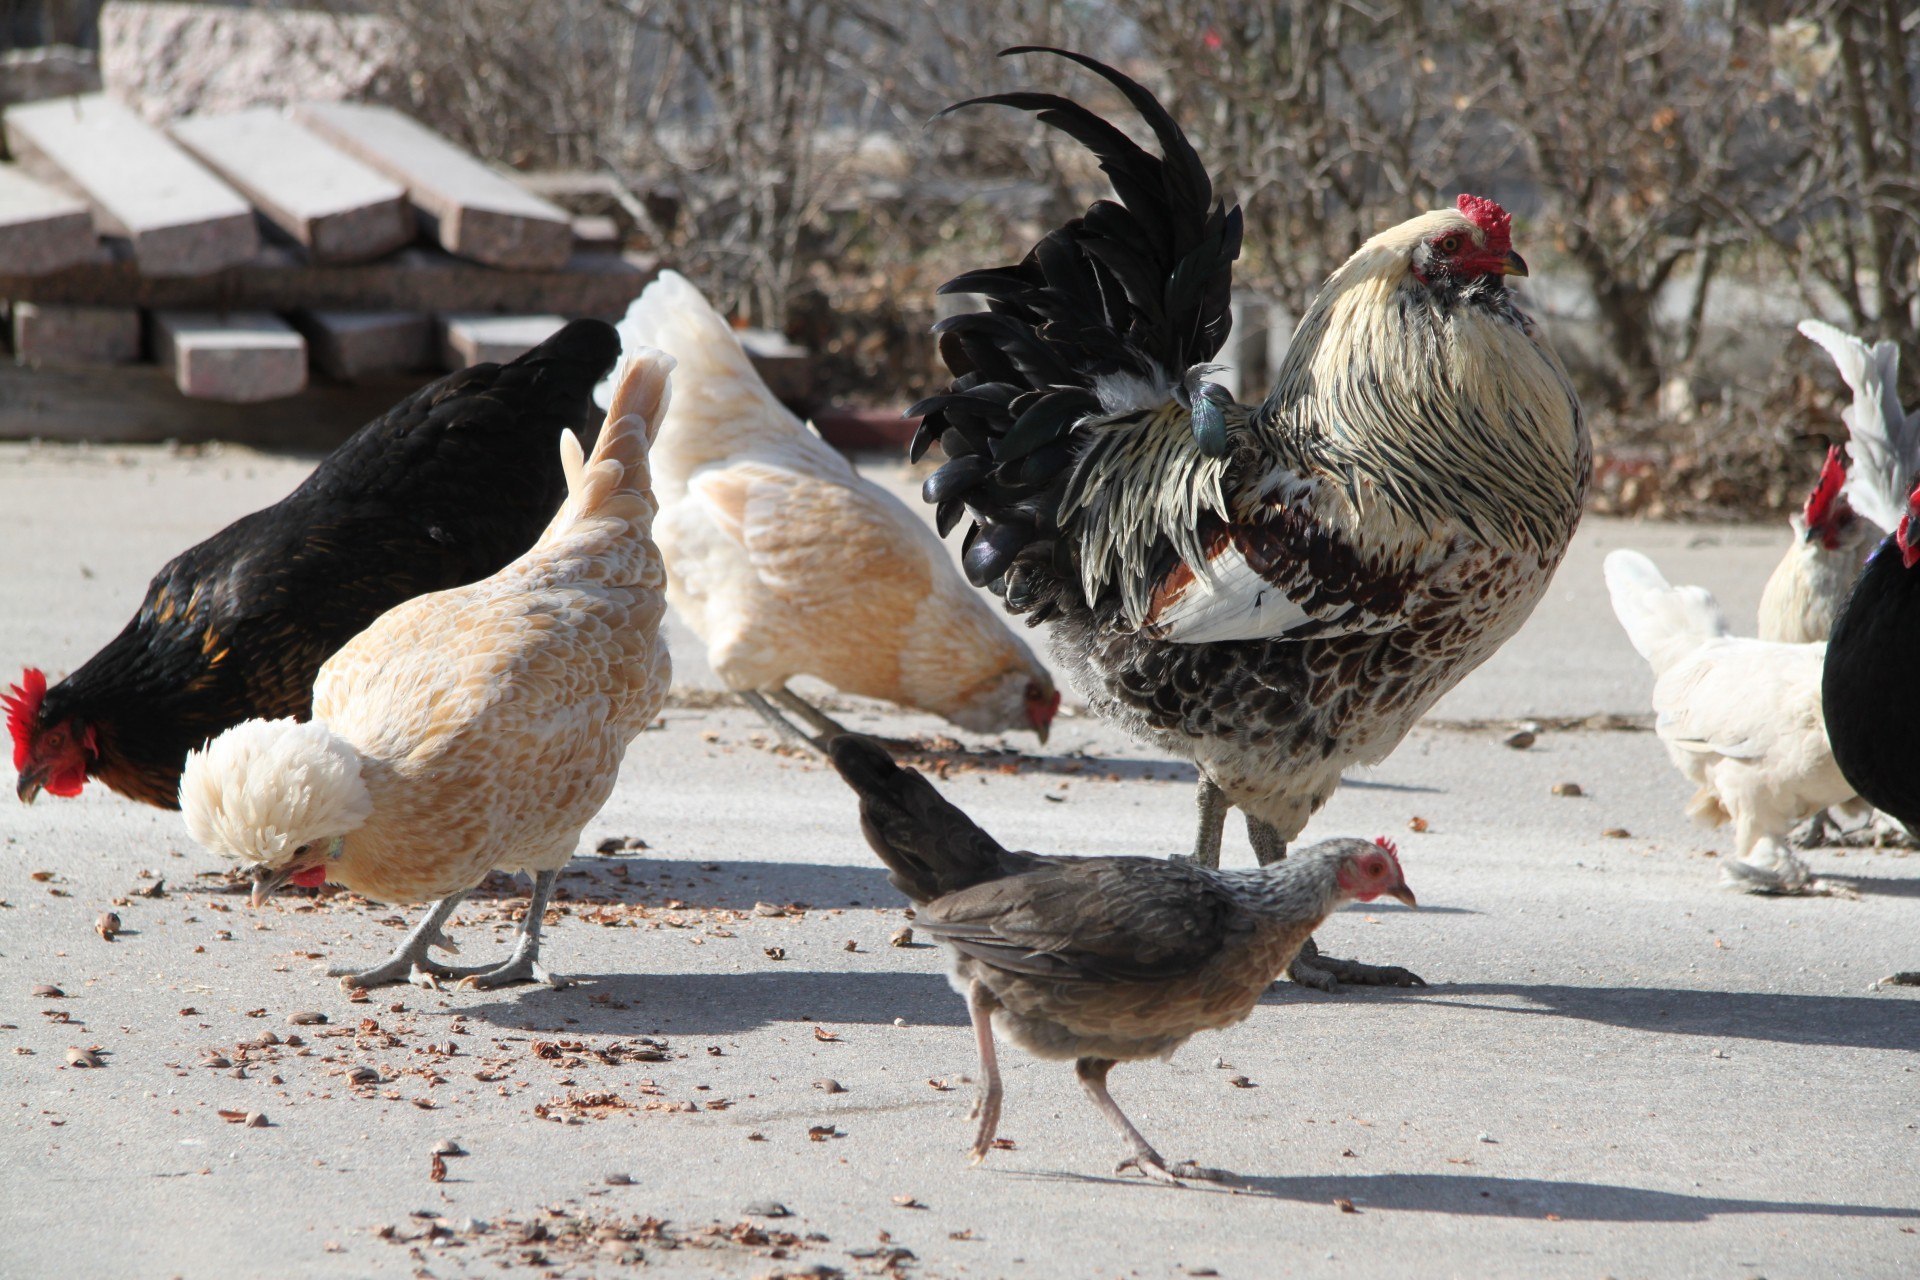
[331,892,469,989]
[451,869,569,990]
[966,981,1005,1163]
[770,686,856,740]
[739,690,827,754]
[1246,817,1428,992]
[1192,778,1229,869]
[1076,1057,1226,1184]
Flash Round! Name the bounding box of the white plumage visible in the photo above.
[1605,549,1858,892]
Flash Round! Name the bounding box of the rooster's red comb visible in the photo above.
[5,668,48,771]
[1804,445,1849,531]
[1456,194,1513,249]
[1374,836,1401,859]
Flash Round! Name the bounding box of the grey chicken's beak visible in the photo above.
[1033,719,1050,747]
[1389,882,1418,909]
[249,864,295,908]
[16,767,46,804]
[1495,250,1528,278]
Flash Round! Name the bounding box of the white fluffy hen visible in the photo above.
[598,271,1059,750]
[180,350,677,989]
[1605,549,1859,893]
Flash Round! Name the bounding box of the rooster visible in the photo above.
[1758,446,1876,644]
[913,48,1586,989]
[177,350,675,990]
[1605,550,1858,893]
[827,733,1413,1182]
[598,271,1058,749]
[7,321,620,810]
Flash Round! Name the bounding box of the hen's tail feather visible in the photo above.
[1799,319,1920,536]
[594,270,763,416]
[1603,549,1730,676]
[546,347,674,542]
[826,734,1018,903]
[913,46,1241,601]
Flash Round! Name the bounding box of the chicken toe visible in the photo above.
[450,869,569,990]
[1287,936,1426,991]
[330,893,468,989]
[739,691,828,754]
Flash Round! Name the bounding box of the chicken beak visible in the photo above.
[1388,883,1418,909]
[1496,250,1528,278]
[1033,719,1051,747]
[16,766,46,804]
[249,864,294,908]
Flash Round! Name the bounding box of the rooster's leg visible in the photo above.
[739,691,827,754]
[966,981,1005,1163]
[330,892,469,989]
[770,686,856,739]
[449,870,569,990]
[1288,936,1427,992]
[1191,779,1229,868]
[1247,816,1287,866]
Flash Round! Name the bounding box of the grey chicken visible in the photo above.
[827,734,1415,1182]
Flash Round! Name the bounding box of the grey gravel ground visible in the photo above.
[1,442,1915,1280]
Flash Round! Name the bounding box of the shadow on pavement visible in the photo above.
[467,859,904,910]
[1406,983,1920,1051]
[1824,873,1920,899]
[1020,1170,1920,1222]
[461,969,970,1035]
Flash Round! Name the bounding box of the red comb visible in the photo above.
[1373,836,1400,859]
[4,668,47,771]
[1803,445,1848,530]
[1456,194,1512,249]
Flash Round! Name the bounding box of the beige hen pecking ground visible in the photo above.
[601,270,1058,752]
[179,349,678,990]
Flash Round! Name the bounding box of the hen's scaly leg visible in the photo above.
[739,690,827,755]
[1247,816,1427,991]
[770,686,856,740]
[451,870,569,990]
[966,981,1004,1163]
[1076,1057,1225,1184]
[1191,779,1229,869]
[330,893,469,989]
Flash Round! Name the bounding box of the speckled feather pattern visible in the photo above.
[310,355,674,903]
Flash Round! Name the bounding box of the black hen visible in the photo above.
[7,320,620,809]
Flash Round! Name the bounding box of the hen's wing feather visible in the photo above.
[919,857,1245,983]
[1651,638,1825,762]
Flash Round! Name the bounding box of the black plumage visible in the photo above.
[1824,539,1920,829]
[10,320,620,809]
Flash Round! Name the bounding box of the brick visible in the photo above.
[295,102,571,269]
[439,314,566,368]
[153,310,307,402]
[0,163,97,276]
[11,303,141,367]
[170,109,414,264]
[298,310,432,380]
[3,94,258,277]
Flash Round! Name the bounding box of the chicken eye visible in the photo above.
[1437,234,1463,255]
[293,843,311,858]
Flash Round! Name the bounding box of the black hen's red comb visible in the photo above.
[4,668,47,771]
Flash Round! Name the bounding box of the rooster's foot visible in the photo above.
[1287,937,1426,992]
[1115,1149,1186,1185]
[1720,857,1854,896]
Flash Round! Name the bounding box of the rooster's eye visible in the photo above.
[1437,234,1463,255]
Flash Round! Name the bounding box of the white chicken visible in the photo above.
[1757,445,1877,644]
[598,271,1058,750]
[1604,549,1858,893]
[178,349,678,989]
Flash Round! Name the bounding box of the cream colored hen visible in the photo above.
[600,271,1058,750]
[1605,549,1858,893]
[178,350,677,989]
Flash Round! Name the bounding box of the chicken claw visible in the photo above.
[329,893,468,989]
[1287,937,1426,992]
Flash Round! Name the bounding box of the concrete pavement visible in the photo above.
[0,442,1914,1279]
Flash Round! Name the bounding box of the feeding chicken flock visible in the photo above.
[5,47,1915,1183]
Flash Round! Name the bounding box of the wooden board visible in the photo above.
[0,362,423,449]
[0,163,97,276]
[10,303,141,367]
[170,109,414,264]
[3,94,258,277]
[0,244,656,316]
[153,310,308,403]
[295,102,571,270]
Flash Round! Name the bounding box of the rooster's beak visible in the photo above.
[1495,250,1528,278]
[249,864,294,908]
[16,767,46,805]
[1388,883,1418,909]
